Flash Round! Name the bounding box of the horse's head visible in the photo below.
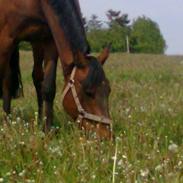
[62,46,113,140]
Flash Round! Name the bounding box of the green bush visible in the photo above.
[130,16,166,54]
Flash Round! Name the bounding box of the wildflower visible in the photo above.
[39,161,43,166]
[178,161,182,167]
[19,141,25,146]
[168,143,178,153]
[140,106,145,112]
[6,172,11,176]
[155,164,163,172]
[91,174,96,179]
[19,170,26,177]
[140,168,149,177]
[54,171,58,175]
[16,117,21,123]
[12,121,17,125]
[34,112,38,116]
[122,155,127,159]
[118,159,123,166]
[26,179,35,183]
[112,156,117,160]
[125,108,130,113]
[116,136,121,141]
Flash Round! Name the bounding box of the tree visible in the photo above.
[130,16,166,54]
[87,14,103,32]
[106,9,130,28]
[106,10,130,52]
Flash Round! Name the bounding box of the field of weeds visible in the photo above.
[0,52,183,183]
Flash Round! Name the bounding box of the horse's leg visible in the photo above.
[32,43,44,120]
[42,40,58,132]
[2,64,11,114]
[0,38,14,115]
[3,44,22,115]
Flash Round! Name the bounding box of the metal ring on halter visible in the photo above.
[69,79,75,85]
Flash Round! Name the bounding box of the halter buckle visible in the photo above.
[79,109,85,117]
[69,79,75,86]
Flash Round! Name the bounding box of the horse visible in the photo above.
[0,0,113,139]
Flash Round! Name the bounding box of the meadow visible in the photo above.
[0,52,183,183]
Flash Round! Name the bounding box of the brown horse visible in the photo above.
[0,0,112,139]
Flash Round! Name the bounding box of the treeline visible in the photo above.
[85,10,167,54]
[20,9,167,54]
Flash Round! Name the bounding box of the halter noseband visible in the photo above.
[62,67,112,130]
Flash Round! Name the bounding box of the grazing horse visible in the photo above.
[0,0,112,139]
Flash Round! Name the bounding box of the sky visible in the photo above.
[79,0,183,55]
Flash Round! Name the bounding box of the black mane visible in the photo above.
[83,57,105,93]
[48,0,90,54]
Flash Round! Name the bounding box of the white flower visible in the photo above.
[140,168,149,177]
[19,141,25,146]
[122,155,127,159]
[118,159,123,166]
[112,156,117,160]
[155,164,163,172]
[0,178,3,182]
[34,112,38,116]
[91,174,96,179]
[19,170,26,177]
[6,172,11,176]
[168,143,178,153]
[178,161,183,167]
[54,171,58,175]
[16,117,21,123]
[26,179,35,183]
[12,121,17,125]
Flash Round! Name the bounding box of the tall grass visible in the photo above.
[0,52,183,182]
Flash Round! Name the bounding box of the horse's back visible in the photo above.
[0,0,47,42]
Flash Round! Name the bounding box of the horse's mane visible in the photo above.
[48,0,90,54]
[82,57,105,94]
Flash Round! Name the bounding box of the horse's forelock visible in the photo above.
[82,58,105,92]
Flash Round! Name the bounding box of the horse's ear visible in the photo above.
[98,43,111,65]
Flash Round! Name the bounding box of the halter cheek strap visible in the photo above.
[61,67,112,130]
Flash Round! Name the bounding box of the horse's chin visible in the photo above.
[77,119,113,140]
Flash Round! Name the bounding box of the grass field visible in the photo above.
[0,52,183,183]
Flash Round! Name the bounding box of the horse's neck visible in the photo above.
[41,0,88,74]
[41,0,74,70]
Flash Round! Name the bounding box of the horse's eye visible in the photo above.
[85,88,96,98]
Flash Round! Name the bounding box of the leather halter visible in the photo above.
[62,67,112,129]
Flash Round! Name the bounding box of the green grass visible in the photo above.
[0,52,183,183]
